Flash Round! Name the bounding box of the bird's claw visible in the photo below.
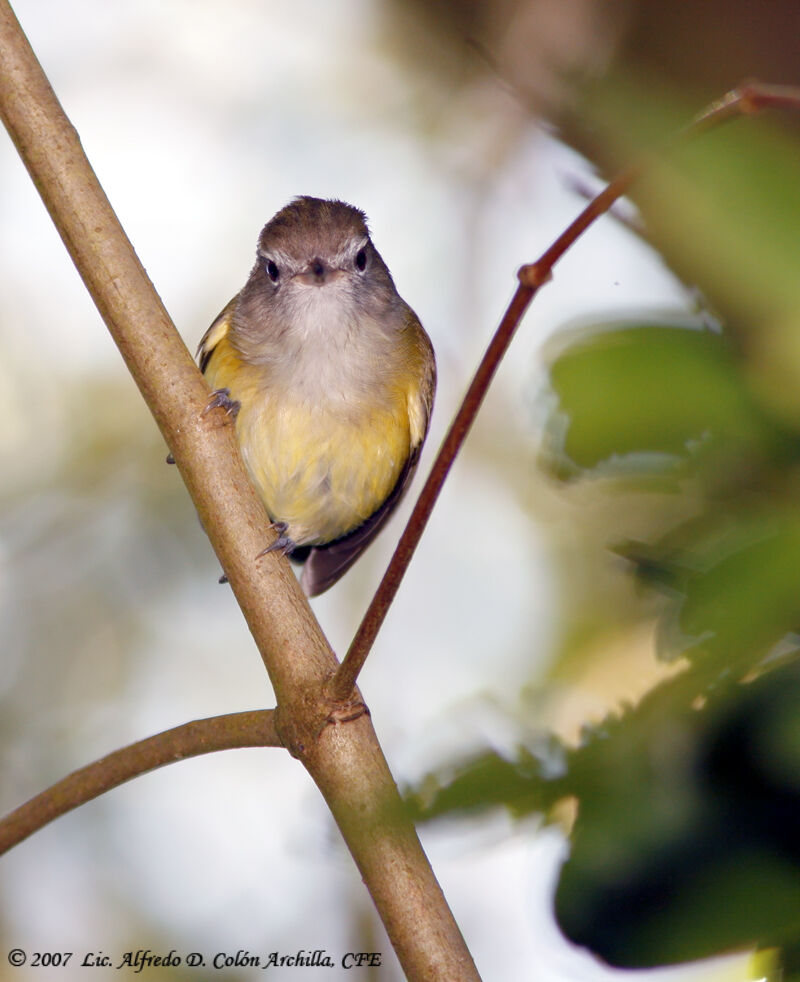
[257,522,296,558]
[205,388,241,418]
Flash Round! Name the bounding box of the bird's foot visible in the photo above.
[204,387,241,418]
[257,521,296,558]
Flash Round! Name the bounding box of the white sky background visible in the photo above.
[0,1,756,980]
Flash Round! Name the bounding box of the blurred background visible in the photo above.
[2,0,800,979]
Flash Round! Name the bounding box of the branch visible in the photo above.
[0,4,480,978]
[0,711,280,855]
[331,79,800,700]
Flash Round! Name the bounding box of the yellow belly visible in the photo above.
[205,338,411,545]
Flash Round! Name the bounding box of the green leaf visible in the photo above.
[581,73,800,420]
[545,323,772,477]
[410,660,800,969]
[665,514,800,665]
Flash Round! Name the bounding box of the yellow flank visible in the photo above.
[203,333,414,546]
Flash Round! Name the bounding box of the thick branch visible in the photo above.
[0,711,280,855]
[0,4,480,978]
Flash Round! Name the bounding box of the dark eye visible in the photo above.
[266,259,280,282]
[355,248,367,272]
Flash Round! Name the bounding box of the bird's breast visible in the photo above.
[236,388,411,545]
[203,329,420,546]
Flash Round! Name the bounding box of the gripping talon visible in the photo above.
[257,522,296,558]
[205,388,241,419]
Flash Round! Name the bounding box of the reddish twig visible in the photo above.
[331,79,800,701]
[0,710,280,855]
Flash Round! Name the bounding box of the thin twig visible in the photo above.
[331,79,800,701]
[0,711,280,855]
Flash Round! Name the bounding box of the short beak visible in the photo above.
[294,257,339,286]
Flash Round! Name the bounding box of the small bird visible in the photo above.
[197,196,436,596]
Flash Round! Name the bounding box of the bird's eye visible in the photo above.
[355,248,367,272]
[266,259,280,282]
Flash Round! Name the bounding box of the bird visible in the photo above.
[197,196,436,596]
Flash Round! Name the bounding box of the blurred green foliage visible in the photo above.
[556,662,800,967]
[546,323,785,480]
[411,76,800,977]
[410,662,800,967]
